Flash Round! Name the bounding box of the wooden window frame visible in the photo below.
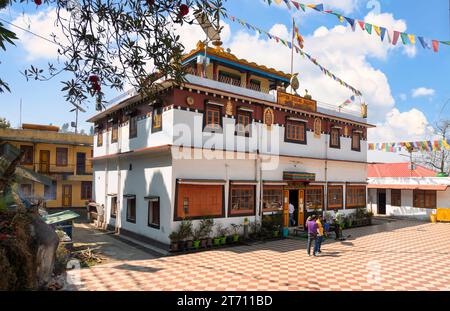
[262,186,284,212]
[80,181,92,200]
[235,109,252,137]
[147,197,160,229]
[20,145,34,165]
[129,115,138,139]
[152,105,163,133]
[413,190,436,209]
[305,185,324,210]
[111,123,119,143]
[346,185,367,209]
[228,184,256,217]
[351,130,361,152]
[174,181,225,221]
[126,197,136,223]
[218,70,242,87]
[330,128,341,149]
[391,189,402,207]
[285,118,307,145]
[44,181,57,200]
[56,147,68,167]
[110,196,118,218]
[203,102,223,133]
[327,185,343,210]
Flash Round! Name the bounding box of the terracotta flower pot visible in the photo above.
[200,239,207,248]
[170,241,179,252]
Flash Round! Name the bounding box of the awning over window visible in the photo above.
[230,180,258,185]
[263,181,288,186]
[177,179,226,185]
[144,196,159,202]
[368,184,448,191]
[123,194,136,198]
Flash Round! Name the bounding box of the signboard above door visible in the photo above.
[277,92,317,113]
[283,171,316,182]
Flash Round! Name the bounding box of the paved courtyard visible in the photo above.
[67,219,450,291]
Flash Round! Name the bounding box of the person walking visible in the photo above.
[289,202,295,226]
[315,215,324,255]
[305,214,318,256]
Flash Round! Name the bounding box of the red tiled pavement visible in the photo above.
[66,220,450,291]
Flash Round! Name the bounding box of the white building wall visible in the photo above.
[171,109,367,162]
[368,187,450,220]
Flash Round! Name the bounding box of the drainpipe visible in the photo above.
[104,124,109,230]
[116,118,122,234]
[324,119,329,216]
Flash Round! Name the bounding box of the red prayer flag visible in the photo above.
[357,20,365,31]
[392,31,400,45]
[432,40,439,52]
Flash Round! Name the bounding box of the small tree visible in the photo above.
[0,117,11,129]
[418,120,450,175]
[0,0,227,106]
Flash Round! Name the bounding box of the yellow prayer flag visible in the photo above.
[443,139,450,150]
[307,4,315,9]
[408,34,416,44]
[274,0,283,4]
[373,26,381,36]
[339,15,344,23]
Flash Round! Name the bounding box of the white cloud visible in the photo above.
[399,93,407,101]
[412,87,435,98]
[368,108,434,142]
[10,8,69,61]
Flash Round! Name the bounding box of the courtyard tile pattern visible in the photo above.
[68,220,450,291]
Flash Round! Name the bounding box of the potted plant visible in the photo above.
[213,223,223,246]
[178,219,193,251]
[169,231,180,252]
[192,225,202,250]
[230,224,242,243]
[273,224,281,238]
[202,218,214,248]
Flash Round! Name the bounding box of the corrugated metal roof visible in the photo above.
[368,184,448,191]
[43,210,80,225]
[368,163,438,178]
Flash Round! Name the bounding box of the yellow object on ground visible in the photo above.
[430,213,437,223]
[437,209,450,222]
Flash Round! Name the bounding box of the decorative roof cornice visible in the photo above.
[182,41,291,80]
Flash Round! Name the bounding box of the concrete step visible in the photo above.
[113,234,170,257]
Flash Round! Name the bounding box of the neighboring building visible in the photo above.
[368,162,450,219]
[0,124,93,208]
[88,41,374,246]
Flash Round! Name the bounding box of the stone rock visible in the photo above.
[29,214,59,289]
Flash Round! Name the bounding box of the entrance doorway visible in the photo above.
[289,190,298,227]
[287,189,306,228]
[377,189,386,215]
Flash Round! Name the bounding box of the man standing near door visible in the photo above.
[289,202,295,226]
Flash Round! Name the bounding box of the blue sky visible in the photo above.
[0,0,449,138]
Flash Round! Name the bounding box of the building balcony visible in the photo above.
[184,73,366,123]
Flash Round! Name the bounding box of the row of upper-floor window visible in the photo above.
[96,104,364,152]
[19,145,92,169]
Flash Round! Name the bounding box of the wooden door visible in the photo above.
[283,190,289,227]
[298,189,305,227]
[62,185,72,208]
[377,190,386,215]
[39,150,50,173]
